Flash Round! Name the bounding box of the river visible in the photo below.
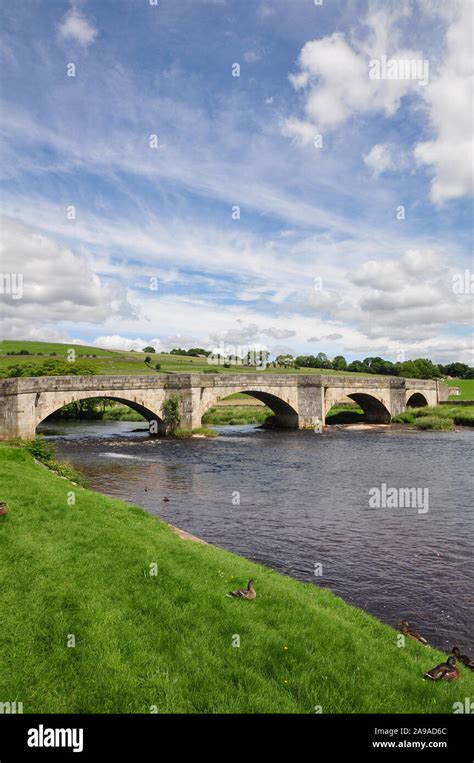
[39,420,474,653]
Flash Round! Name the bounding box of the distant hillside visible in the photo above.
[0,340,375,378]
[0,340,116,357]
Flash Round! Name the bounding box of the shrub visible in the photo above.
[23,437,86,484]
[162,396,181,434]
[453,411,474,426]
[191,427,218,437]
[25,437,56,464]
[414,416,454,431]
[174,428,192,438]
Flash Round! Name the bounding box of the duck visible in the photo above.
[424,656,459,681]
[399,620,428,645]
[226,579,256,600]
[451,646,474,671]
[0,503,7,517]
[163,497,170,502]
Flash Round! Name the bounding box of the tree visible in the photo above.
[363,357,395,375]
[144,356,151,365]
[332,355,347,371]
[162,396,180,434]
[441,362,469,378]
[187,348,211,357]
[275,354,295,368]
[395,358,441,379]
[315,352,332,369]
[142,346,156,353]
[295,355,317,368]
[347,360,368,373]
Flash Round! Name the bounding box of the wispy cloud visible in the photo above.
[57,5,98,47]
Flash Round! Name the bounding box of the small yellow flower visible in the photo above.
[283,646,288,650]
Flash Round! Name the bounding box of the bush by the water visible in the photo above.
[414,416,454,431]
[392,404,474,430]
[23,437,86,484]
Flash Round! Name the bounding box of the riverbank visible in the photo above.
[1,443,472,713]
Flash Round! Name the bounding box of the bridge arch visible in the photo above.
[199,388,299,428]
[406,392,428,408]
[35,393,166,434]
[346,393,391,423]
[324,387,392,424]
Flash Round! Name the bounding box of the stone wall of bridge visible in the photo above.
[0,373,449,440]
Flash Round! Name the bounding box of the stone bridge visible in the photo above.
[0,373,449,440]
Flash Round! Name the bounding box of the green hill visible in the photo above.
[0,340,373,377]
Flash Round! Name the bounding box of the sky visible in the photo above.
[0,0,472,363]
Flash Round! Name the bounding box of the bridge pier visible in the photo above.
[297,384,325,428]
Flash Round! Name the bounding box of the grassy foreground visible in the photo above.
[1,445,473,714]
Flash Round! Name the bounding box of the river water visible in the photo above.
[39,420,474,653]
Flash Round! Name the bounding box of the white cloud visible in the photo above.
[285,1,472,206]
[348,250,440,291]
[57,6,98,47]
[0,217,134,338]
[342,248,473,344]
[284,9,425,144]
[414,0,473,203]
[93,336,161,352]
[363,143,395,177]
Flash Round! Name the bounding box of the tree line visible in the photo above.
[275,354,473,379]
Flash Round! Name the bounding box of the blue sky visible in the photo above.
[0,0,472,362]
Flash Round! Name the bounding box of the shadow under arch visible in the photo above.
[37,395,166,435]
[345,393,391,423]
[406,392,428,408]
[203,390,299,429]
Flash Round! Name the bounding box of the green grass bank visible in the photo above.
[393,405,474,430]
[0,445,472,714]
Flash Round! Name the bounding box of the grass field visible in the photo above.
[1,444,473,714]
[446,379,474,400]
